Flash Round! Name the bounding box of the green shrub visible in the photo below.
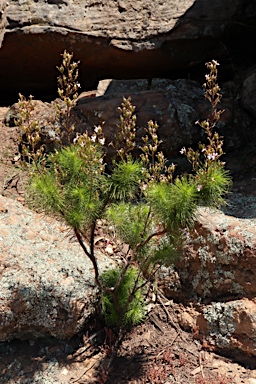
[17,54,231,330]
[101,266,146,327]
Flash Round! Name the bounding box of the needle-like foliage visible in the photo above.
[106,202,151,249]
[19,55,231,332]
[146,176,198,231]
[101,266,146,327]
[106,157,143,201]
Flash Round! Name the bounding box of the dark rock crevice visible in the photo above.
[0,0,255,103]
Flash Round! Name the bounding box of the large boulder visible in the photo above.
[75,78,255,155]
[158,194,256,363]
[0,0,6,47]
[5,78,255,158]
[241,67,256,118]
[197,298,256,363]
[0,0,256,101]
[0,195,115,341]
[159,194,256,301]
[182,195,256,300]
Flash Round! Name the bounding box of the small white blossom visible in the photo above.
[180,147,186,154]
[94,126,101,133]
[207,153,218,160]
[99,138,105,145]
[183,228,191,241]
[197,185,202,192]
[91,134,97,142]
[212,60,220,66]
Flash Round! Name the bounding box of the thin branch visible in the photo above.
[71,359,98,383]
[134,228,167,254]
[74,228,102,290]
[141,207,152,239]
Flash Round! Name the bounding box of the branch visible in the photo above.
[74,228,102,290]
[134,228,167,254]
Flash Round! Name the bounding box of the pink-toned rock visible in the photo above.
[75,81,203,158]
[6,78,253,158]
[159,194,256,301]
[158,194,256,363]
[0,195,115,341]
[74,78,253,156]
[197,298,256,360]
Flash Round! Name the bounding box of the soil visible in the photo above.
[0,105,256,384]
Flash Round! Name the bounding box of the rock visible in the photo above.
[75,79,205,158]
[0,195,115,341]
[0,0,7,47]
[177,309,197,331]
[159,194,256,301]
[4,98,84,153]
[6,77,254,166]
[158,194,256,363]
[0,0,256,100]
[197,298,256,362]
[241,68,256,118]
[75,78,253,157]
[0,80,212,158]
[248,379,256,384]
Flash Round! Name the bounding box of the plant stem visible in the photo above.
[74,228,102,290]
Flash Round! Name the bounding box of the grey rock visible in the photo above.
[0,195,115,341]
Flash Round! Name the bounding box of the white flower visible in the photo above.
[180,147,185,154]
[99,138,105,145]
[212,60,220,66]
[94,126,101,133]
[183,228,191,241]
[91,134,97,142]
[197,185,202,192]
[207,153,218,160]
